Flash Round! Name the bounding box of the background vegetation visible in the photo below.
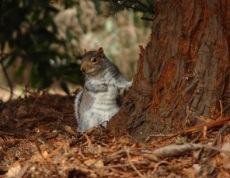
[0,0,151,100]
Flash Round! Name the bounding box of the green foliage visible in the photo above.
[101,0,156,19]
[1,0,83,93]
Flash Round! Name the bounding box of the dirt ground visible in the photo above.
[0,91,230,178]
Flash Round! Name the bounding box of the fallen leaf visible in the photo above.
[84,158,104,168]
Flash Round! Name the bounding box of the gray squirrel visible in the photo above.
[75,47,132,132]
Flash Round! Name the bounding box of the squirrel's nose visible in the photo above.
[81,67,86,73]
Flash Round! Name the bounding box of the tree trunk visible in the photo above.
[108,0,230,142]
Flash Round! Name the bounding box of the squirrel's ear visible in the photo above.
[83,48,87,53]
[97,47,105,58]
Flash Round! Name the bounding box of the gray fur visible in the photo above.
[75,50,132,132]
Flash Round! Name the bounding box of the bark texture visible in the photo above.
[108,0,230,141]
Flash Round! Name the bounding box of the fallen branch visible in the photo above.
[150,143,230,158]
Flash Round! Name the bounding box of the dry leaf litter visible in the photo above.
[0,91,230,178]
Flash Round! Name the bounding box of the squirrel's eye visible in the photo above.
[90,57,97,63]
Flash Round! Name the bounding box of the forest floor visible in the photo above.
[0,91,230,178]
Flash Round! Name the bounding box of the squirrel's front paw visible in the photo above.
[127,80,133,88]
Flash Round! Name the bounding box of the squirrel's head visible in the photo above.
[81,47,106,76]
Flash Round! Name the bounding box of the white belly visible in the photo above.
[91,86,119,118]
[76,86,120,132]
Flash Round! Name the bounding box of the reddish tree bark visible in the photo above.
[108,0,230,141]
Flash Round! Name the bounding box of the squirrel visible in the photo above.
[74,47,132,132]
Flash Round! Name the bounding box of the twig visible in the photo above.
[100,162,147,169]
[104,150,128,164]
[46,144,63,159]
[109,167,134,177]
[125,148,146,178]
[89,151,125,168]
[155,117,230,143]
[35,143,46,160]
[212,124,229,146]
[153,161,169,172]
[206,124,229,156]
[91,148,143,167]
[191,131,203,143]
[83,133,92,145]
[0,53,13,100]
